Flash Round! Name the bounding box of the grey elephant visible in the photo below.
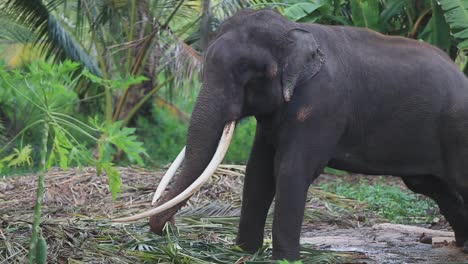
[115,9,468,260]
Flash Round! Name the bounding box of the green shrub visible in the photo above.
[0,61,146,184]
[0,60,82,171]
[136,106,187,165]
[320,177,438,223]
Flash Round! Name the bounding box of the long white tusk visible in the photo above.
[151,147,186,205]
[113,121,236,222]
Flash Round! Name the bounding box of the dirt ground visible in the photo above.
[1,166,467,263]
[302,223,464,264]
[309,174,468,264]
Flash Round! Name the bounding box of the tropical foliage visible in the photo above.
[0,61,147,262]
[0,1,466,149]
[282,0,467,59]
[0,0,250,125]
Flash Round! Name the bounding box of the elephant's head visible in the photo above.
[113,9,325,232]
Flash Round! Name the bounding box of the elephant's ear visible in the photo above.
[282,28,325,102]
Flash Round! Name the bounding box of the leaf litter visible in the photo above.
[0,165,406,263]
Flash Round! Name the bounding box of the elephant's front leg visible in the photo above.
[236,126,275,252]
[271,151,319,260]
[271,124,343,260]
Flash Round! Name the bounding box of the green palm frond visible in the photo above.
[3,0,102,76]
[159,30,202,90]
[45,15,102,76]
[0,14,35,43]
[213,0,249,21]
[158,0,255,94]
[177,202,241,217]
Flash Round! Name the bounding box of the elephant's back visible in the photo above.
[310,23,468,110]
[310,25,465,177]
[310,24,459,80]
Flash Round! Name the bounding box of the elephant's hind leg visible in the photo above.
[459,189,468,253]
[236,126,275,252]
[402,175,468,247]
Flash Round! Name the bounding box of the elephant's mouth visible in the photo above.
[112,121,236,222]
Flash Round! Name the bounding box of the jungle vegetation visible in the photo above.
[0,0,467,172]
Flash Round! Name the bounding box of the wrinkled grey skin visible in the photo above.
[150,9,468,260]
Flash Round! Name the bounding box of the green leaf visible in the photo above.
[454,28,468,39]
[439,0,468,30]
[82,69,106,86]
[46,150,55,170]
[459,39,468,50]
[82,69,148,91]
[350,0,381,31]
[284,2,323,21]
[110,75,149,90]
[102,162,121,200]
[96,120,147,166]
[438,0,468,51]
[2,145,33,167]
[429,0,452,51]
[380,0,406,29]
[35,235,48,264]
[54,130,70,170]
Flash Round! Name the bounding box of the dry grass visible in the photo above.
[0,165,365,263]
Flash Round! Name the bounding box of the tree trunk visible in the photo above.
[115,0,160,124]
[200,0,211,51]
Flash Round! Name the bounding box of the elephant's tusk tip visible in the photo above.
[151,147,186,207]
[151,194,160,206]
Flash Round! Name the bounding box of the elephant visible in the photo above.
[114,9,468,260]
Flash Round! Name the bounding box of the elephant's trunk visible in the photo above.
[147,120,235,233]
[112,87,236,233]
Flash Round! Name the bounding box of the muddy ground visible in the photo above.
[307,174,468,264]
[302,223,464,263]
[0,166,467,263]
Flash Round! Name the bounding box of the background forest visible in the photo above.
[1,0,467,263]
[0,0,467,173]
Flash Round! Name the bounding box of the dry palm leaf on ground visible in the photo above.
[0,166,366,263]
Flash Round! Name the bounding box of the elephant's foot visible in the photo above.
[235,236,263,253]
[455,232,468,247]
[272,249,300,261]
[456,239,466,247]
[463,241,468,254]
